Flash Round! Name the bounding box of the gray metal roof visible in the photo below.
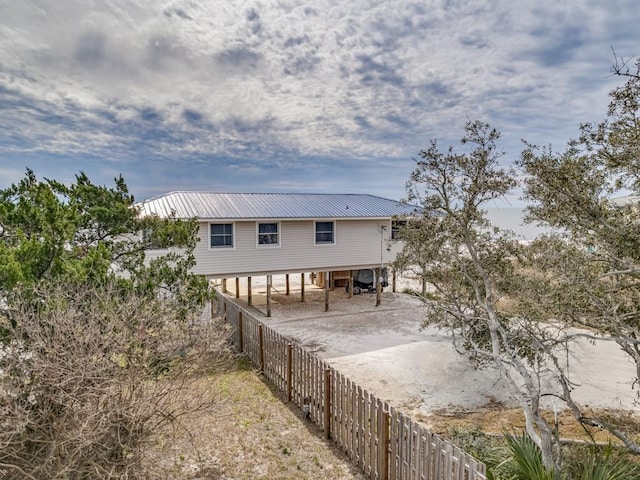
[136,192,417,220]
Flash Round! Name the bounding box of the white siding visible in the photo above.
[191,219,398,277]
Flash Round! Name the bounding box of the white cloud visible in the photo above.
[0,0,638,199]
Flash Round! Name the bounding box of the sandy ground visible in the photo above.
[217,273,639,417]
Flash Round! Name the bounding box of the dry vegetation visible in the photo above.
[420,403,640,447]
[1,282,365,479]
[154,357,365,480]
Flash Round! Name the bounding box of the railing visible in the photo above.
[216,292,487,480]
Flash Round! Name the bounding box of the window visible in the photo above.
[210,223,233,248]
[258,222,279,246]
[391,220,407,240]
[315,221,334,244]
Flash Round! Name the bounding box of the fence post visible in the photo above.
[259,324,265,372]
[378,400,390,480]
[238,311,244,352]
[324,368,331,439]
[287,343,293,402]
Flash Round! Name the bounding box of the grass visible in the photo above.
[152,357,365,479]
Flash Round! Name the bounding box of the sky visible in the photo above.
[0,0,638,212]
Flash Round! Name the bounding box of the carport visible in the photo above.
[215,268,396,317]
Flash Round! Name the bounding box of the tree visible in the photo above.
[392,218,438,296]
[399,57,640,472]
[0,169,209,317]
[0,170,232,477]
[518,56,640,453]
[0,281,231,479]
[400,121,578,471]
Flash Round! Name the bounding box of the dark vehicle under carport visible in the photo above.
[345,268,388,295]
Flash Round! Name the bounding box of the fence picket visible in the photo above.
[358,385,365,470]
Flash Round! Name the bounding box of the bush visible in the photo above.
[449,428,640,480]
[449,427,509,475]
[562,443,640,480]
[0,283,232,479]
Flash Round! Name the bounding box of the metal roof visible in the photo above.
[136,192,418,220]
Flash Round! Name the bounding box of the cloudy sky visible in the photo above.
[0,0,638,206]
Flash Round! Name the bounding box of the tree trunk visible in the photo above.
[538,422,557,472]
[484,301,560,471]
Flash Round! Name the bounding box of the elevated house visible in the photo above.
[137,192,417,312]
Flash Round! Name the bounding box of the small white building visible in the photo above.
[137,192,416,283]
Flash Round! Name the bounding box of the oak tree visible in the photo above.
[519,55,640,453]
[400,120,572,471]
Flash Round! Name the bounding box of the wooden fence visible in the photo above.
[215,292,487,480]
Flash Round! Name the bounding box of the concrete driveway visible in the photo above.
[227,274,638,416]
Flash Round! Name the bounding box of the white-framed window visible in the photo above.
[210,223,234,248]
[315,221,335,244]
[257,222,279,246]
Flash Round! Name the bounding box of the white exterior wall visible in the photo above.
[190,218,399,278]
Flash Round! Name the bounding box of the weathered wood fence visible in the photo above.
[215,292,487,480]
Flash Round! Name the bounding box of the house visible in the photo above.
[137,192,417,312]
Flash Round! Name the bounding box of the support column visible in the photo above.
[222,278,227,294]
[348,270,353,298]
[324,271,330,312]
[235,277,240,299]
[375,267,382,307]
[247,277,252,306]
[266,274,272,317]
[300,273,305,303]
[392,269,397,293]
[286,274,290,296]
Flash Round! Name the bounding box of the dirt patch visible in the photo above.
[418,403,640,446]
[153,358,365,480]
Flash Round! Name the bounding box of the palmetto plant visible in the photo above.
[497,433,640,480]
[573,448,640,480]
[503,432,555,480]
